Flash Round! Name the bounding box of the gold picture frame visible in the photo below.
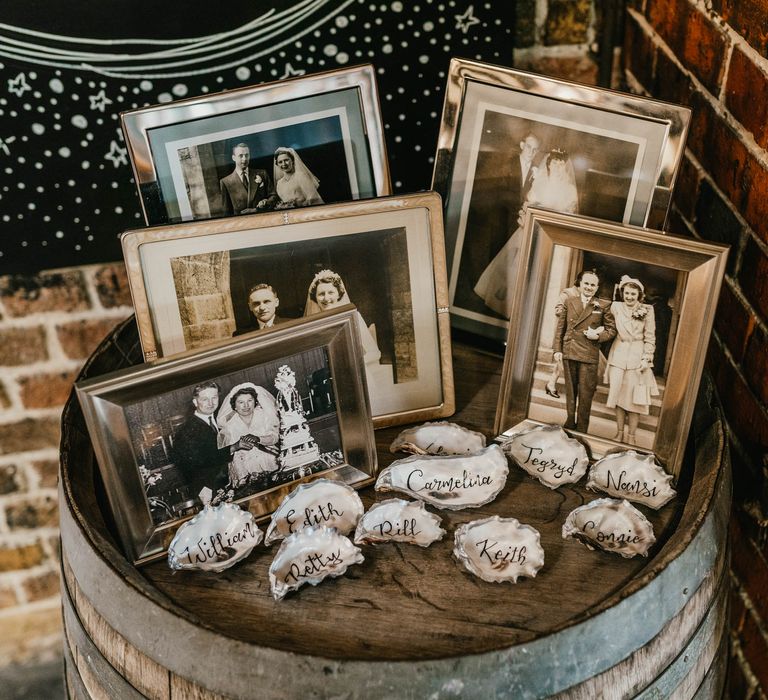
[432,58,692,344]
[122,64,390,225]
[76,308,377,565]
[121,192,454,428]
[495,208,728,479]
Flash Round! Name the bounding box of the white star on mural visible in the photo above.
[89,89,113,112]
[281,62,306,79]
[8,73,31,97]
[455,5,480,33]
[104,140,128,167]
[0,135,16,156]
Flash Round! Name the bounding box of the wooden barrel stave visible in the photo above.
[59,321,730,700]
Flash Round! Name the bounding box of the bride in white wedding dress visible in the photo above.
[474,148,579,319]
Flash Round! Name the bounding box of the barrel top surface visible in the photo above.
[60,318,726,664]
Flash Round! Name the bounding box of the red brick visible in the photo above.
[666,208,692,236]
[0,327,48,367]
[21,570,60,602]
[740,605,768,690]
[714,281,755,362]
[709,347,768,449]
[743,160,768,246]
[727,642,755,700]
[56,317,123,360]
[672,157,701,222]
[31,459,58,489]
[706,114,752,213]
[0,585,17,609]
[744,325,768,406]
[739,237,768,321]
[686,91,717,167]
[0,542,46,572]
[0,417,61,455]
[0,382,10,410]
[652,40,695,105]
[0,270,90,317]
[647,0,728,94]
[544,0,592,45]
[729,577,748,633]
[731,514,768,625]
[18,370,77,409]
[713,0,768,56]
[726,47,768,151]
[93,263,132,309]
[5,496,58,530]
[514,53,599,85]
[624,12,656,89]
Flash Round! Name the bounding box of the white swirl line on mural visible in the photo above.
[0,0,353,77]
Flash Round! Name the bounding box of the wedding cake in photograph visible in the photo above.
[274,365,320,468]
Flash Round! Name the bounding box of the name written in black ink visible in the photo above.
[372,517,421,538]
[285,501,344,533]
[605,470,659,498]
[520,443,578,479]
[284,549,344,583]
[476,538,527,566]
[583,520,642,545]
[406,469,492,493]
[181,522,260,566]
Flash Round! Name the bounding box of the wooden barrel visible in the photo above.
[59,317,730,699]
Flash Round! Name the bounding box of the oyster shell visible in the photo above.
[375,444,509,510]
[353,499,446,547]
[586,450,676,509]
[453,516,544,583]
[501,424,589,489]
[562,498,656,558]
[390,421,486,456]
[264,478,364,545]
[268,526,364,600]
[167,502,263,573]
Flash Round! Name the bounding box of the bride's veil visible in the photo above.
[273,147,320,190]
[527,150,579,214]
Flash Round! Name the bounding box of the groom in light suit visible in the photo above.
[553,270,616,433]
[219,143,278,216]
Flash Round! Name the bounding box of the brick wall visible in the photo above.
[624,0,768,696]
[0,265,131,665]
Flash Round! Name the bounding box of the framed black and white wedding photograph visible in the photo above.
[76,308,377,565]
[122,64,390,225]
[493,208,728,479]
[121,192,453,427]
[432,58,691,343]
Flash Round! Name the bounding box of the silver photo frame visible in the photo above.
[121,192,454,428]
[432,58,692,343]
[494,208,728,479]
[76,308,377,565]
[122,64,390,225]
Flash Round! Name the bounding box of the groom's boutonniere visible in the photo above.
[253,174,263,186]
[592,300,602,311]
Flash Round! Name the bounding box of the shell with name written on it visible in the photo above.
[501,423,589,489]
[374,444,509,510]
[264,478,364,545]
[562,498,656,559]
[586,450,676,510]
[167,502,263,573]
[389,421,487,456]
[353,499,446,547]
[268,526,364,600]
[453,516,545,584]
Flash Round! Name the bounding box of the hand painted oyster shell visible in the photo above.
[264,478,364,545]
[501,424,589,489]
[375,444,509,510]
[353,499,446,547]
[390,421,487,456]
[586,450,676,509]
[268,526,364,600]
[453,516,545,583]
[562,498,656,558]
[167,502,263,573]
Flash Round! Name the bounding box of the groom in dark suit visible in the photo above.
[219,143,278,216]
[233,283,292,337]
[553,270,616,433]
[172,381,255,503]
[455,131,541,313]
